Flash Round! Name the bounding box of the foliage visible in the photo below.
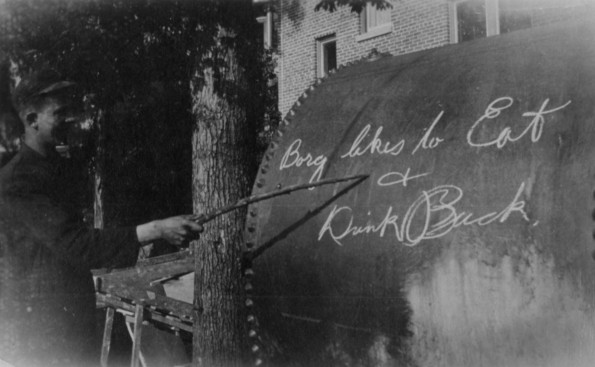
[0,0,278,227]
[315,0,393,13]
[0,56,21,164]
[1,1,277,363]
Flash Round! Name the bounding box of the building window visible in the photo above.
[456,0,487,42]
[450,0,532,43]
[317,35,337,78]
[256,10,273,49]
[356,3,392,42]
[498,0,532,35]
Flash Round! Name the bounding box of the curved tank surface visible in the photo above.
[244,19,595,367]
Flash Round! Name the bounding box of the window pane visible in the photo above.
[324,41,337,74]
[317,36,336,78]
[366,5,376,29]
[457,0,486,42]
[364,4,391,32]
[499,0,532,34]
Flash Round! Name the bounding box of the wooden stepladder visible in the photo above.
[95,250,195,367]
[98,293,194,367]
[100,302,146,367]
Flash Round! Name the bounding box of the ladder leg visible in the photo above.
[131,304,144,367]
[100,307,115,367]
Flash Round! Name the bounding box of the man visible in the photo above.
[0,69,203,367]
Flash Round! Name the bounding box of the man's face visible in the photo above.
[34,97,80,153]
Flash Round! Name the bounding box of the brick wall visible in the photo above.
[275,0,595,117]
[277,0,450,117]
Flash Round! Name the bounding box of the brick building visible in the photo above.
[257,0,594,117]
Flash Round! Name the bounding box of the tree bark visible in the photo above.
[191,31,253,367]
[93,111,105,230]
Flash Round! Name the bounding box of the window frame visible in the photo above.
[256,12,273,49]
[449,0,500,43]
[356,2,393,42]
[316,35,337,78]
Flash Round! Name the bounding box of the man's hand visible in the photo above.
[155,215,203,245]
[136,215,203,246]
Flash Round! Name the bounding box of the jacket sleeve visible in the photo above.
[5,190,141,270]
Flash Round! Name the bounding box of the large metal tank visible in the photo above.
[244,18,595,367]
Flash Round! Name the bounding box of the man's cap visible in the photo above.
[12,69,76,111]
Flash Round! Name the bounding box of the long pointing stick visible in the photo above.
[189,174,369,225]
[137,175,368,285]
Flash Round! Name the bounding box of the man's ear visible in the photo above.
[25,112,37,129]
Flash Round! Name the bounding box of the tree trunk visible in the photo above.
[191,31,253,367]
[93,111,105,230]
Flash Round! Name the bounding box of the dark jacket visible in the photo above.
[0,144,140,367]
